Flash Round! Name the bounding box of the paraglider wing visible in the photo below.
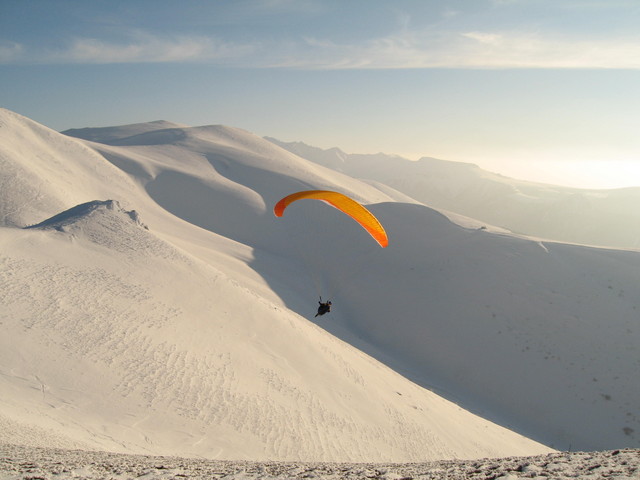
[273,190,388,248]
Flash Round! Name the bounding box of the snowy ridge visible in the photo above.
[26,200,147,231]
[1,108,639,463]
[62,120,188,145]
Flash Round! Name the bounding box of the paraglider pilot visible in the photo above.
[315,297,332,317]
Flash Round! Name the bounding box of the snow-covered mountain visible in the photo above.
[266,138,640,250]
[0,108,638,462]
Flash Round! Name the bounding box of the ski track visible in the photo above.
[1,444,638,480]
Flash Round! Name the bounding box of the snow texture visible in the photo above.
[1,107,639,466]
[1,444,639,480]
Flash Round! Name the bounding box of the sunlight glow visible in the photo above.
[473,158,640,190]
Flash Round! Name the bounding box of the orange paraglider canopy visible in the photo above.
[273,190,388,248]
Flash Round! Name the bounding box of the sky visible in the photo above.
[2,0,640,189]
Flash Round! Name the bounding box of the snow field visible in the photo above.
[1,107,638,463]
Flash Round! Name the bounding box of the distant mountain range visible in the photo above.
[266,137,640,250]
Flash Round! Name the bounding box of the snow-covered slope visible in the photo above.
[267,138,640,250]
[0,108,638,462]
[0,108,552,461]
[8,200,539,461]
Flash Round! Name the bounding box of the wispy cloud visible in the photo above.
[5,28,640,70]
[490,0,523,5]
[7,32,256,65]
[452,31,640,68]
[0,41,24,63]
[272,30,640,70]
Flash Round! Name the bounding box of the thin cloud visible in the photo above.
[490,0,523,5]
[276,30,640,69]
[453,31,640,68]
[6,27,640,69]
[14,32,256,65]
[0,41,24,63]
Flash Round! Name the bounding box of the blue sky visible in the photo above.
[2,0,640,188]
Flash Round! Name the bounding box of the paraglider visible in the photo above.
[273,190,388,248]
[315,297,332,317]
[274,190,388,318]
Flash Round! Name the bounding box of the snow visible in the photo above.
[0,108,639,467]
[1,444,638,479]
